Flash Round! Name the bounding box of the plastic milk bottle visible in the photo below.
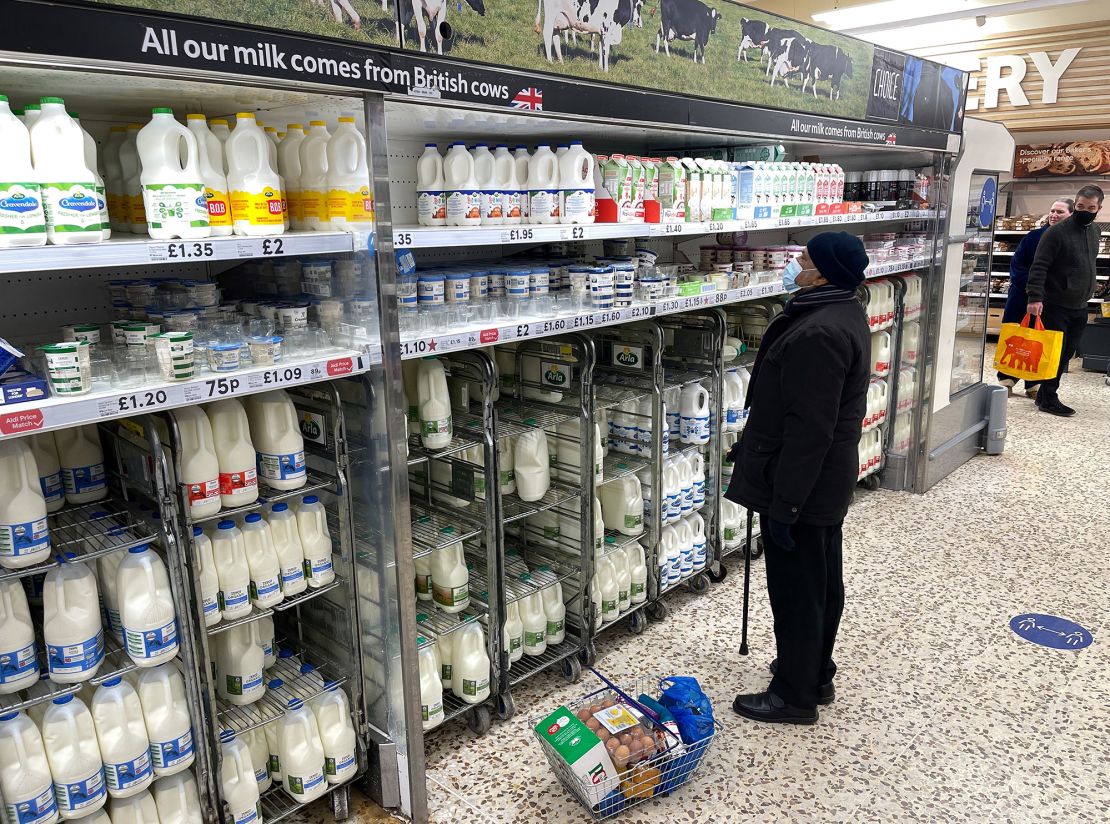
[211,520,251,620]
[185,114,233,236]
[444,142,479,227]
[54,424,107,505]
[171,406,221,520]
[241,513,282,609]
[450,622,490,704]
[527,144,560,224]
[43,556,104,683]
[513,430,550,502]
[416,143,446,227]
[296,495,336,587]
[245,390,306,491]
[278,699,328,803]
[0,709,58,824]
[151,769,204,824]
[0,93,47,247]
[418,644,444,731]
[41,694,108,818]
[277,124,306,229]
[493,144,522,225]
[117,544,179,667]
[118,124,147,234]
[29,97,101,244]
[136,663,195,777]
[102,125,128,231]
[513,145,531,218]
[218,731,260,824]
[267,502,307,596]
[417,357,452,449]
[325,116,373,231]
[137,108,210,239]
[225,112,284,236]
[0,438,52,569]
[471,143,501,226]
[216,623,264,706]
[0,578,38,693]
[313,682,357,784]
[559,141,595,225]
[205,399,258,507]
[91,677,153,798]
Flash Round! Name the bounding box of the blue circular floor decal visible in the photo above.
[1010,613,1093,650]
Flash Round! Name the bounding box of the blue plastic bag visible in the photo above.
[656,676,714,792]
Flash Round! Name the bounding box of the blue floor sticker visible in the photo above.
[1010,613,1093,650]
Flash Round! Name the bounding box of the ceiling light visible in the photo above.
[812,0,1087,33]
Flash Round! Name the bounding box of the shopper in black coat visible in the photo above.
[726,231,870,724]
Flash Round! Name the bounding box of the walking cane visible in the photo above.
[739,509,753,656]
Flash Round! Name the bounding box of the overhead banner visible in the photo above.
[81,0,966,133]
[1014,141,1110,177]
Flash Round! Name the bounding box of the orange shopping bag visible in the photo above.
[993,314,1064,382]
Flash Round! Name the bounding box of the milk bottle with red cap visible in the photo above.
[205,399,258,507]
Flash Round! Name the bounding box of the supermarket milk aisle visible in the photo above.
[295,364,1110,824]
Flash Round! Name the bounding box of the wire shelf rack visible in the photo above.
[415,604,486,651]
[257,771,355,822]
[507,639,579,688]
[502,482,581,523]
[410,503,485,559]
[595,383,652,409]
[206,576,346,635]
[190,470,336,526]
[602,453,650,483]
[406,430,481,467]
[216,652,349,735]
[494,402,580,438]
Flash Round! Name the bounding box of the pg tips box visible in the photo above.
[535,706,618,808]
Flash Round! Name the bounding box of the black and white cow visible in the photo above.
[759,27,799,67]
[766,32,809,89]
[736,17,768,62]
[402,0,485,53]
[655,0,721,64]
[801,44,853,99]
[537,0,630,70]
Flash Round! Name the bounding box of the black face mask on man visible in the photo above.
[1073,210,1098,226]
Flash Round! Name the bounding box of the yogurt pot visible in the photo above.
[589,266,615,309]
[398,271,418,309]
[62,323,101,347]
[529,266,550,296]
[207,342,242,372]
[468,271,489,301]
[277,303,309,332]
[153,331,195,381]
[505,268,531,301]
[40,341,92,396]
[417,273,446,307]
[123,322,161,348]
[247,335,282,365]
[445,272,471,304]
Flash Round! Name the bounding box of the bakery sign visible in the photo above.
[1013,141,1110,178]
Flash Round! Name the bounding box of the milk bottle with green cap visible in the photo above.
[29,97,101,244]
[0,94,47,247]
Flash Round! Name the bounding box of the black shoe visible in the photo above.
[1037,399,1076,417]
[769,658,835,705]
[732,691,818,724]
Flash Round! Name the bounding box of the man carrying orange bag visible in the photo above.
[1024,184,1103,417]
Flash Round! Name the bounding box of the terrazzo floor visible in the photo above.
[298,360,1110,824]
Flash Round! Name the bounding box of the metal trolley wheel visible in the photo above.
[646,600,669,621]
[707,560,728,583]
[579,642,598,668]
[467,705,492,735]
[496,692,517,722]
[688,572,711,595]
[629,610,648,635]
[746,537,765,560]
[562,655,583,683]
[861,474,882,491]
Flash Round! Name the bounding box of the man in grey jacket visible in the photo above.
[1026,184,1103,417]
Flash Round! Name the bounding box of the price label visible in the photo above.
[777,217,792,228]
[148,241,215,262]
[102,388,173,417]
[570,314,596,330]
[400,339,433,357]
[625,306,652,320]
[248,366,305,390]
[660,299,681,313]
[713,291,731,305]
[502,227,535,243]
[204,376,242,397]
[742,219,759,230]
[816,215,831,224]
[707,221,725,233]
[539,318,569,334]
[393,231,413,247]
[560,226,587,241]
[652,222,685,237]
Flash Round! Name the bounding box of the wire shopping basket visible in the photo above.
[531,671,716,821]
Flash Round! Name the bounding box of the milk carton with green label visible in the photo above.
[0,95,46,247]
[656,157,686,222]
[137,108,211,239]
[29,97,102,245]
[601,155,633,222]
[535,707,618,807]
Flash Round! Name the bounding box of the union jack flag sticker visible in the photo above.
[512,87,544,111]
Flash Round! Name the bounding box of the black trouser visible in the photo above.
[1038,303,1089,404]
[762,518,844,710]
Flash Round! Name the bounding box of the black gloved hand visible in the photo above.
[766,518,795,550]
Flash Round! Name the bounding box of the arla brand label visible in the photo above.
[62,462,106,496]
[142,182,209,229]
[0,182,46,236]
[41,182,101,233]
[123,617,178,661]
[534,707,617,808]
[479,190,503,221]
[203,186,233,228]
[54,768,105,814]
[445,190,479,222]
[417,190,445,223]
[0,516,50,559]
[219,467,257,496]
[326,186,374,223]
[186,478,220,508]
[230,187,285,226]
[46,631,104,676]
[541,361,569,388]
[0,639,37,685]
[257,450,306,483]
[612,345,643,369]
[104,750,152,791]
[4,785,56,824]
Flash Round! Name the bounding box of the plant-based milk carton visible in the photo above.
[627,156,645,221]
[535,706,618,808]
[602,155,632,222]
[657,157,686,222]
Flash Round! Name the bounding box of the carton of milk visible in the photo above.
[535,706,618,807]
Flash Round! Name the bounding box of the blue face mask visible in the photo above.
[781,259,804,293]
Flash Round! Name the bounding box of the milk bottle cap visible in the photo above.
[40,96,65,104]
[103,676,122,687]
[303,495,319,504]
[218,520,236,530]
[287,698,304,710]
[272,503,289,512]
[278,648,295,660]
[300,664,317,676]
[53,694,74,705]
[244,513,262,523]
[323,680,339,691]
[268,679,283,689]
[152,107,172,115]
[129,543,151,554]
[0,711,16,720]
[219,730,235,743]
[193,527,202,537]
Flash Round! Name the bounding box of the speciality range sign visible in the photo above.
[1013,141,1110,178]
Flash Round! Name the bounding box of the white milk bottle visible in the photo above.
[190,526,218,630]
[267,503,307,596]
[559,141,595,225]
[243,727,270,793]
[44,557,104,683]
[660,525,680,585]
[0,709,58,824]
[471,143,501,226]
[418,645,444,731]
[675,454,692,515]
[662,459,681,524]
[679,383,710,445]
[102,125,128,233]
[596,555,619,624]
[689,512,707,572]
[151,770,203,824]
[135,664,194,777]
[431,541,469,613]
[245,390,306,491]
[498,437,515,495]
[41,694,108,818]
[513,145,531,219]
[723,370,743,432]
[0,578,39,693]
[434,618,457,688]
[278,698,328,803]
[626,543,648,604]
[185,114,232,237]
[0,94,47,247]
[690,452,706,509]
[258,616,275,669]
[211,520,251,620]
[416,143,446,227]
[117,545,178,668]
[513,430,550,502]
[171,406,221,520]
[209,119,232,158]
[296,495,336,587]
[527,144,560,224]
[611,550,631,613]
[118,124,146,235]
[675,518,694,578]
[312,683,357,784]
[413,551,432,602]
[225,112,284,237]
[416,357,452,449]
[592,495,605,553]
[91,678,153,799]
[541,579,565,644]
[519,592,547,656]
[263,679,285,781]
[503,600,524,665]
[493,144,522,225]
[444,142,479,227]
[0,438,52,569]
[137,108,210,240]
[240,514,282,609]
[96,549,125,643]
[106,790,158,824]
[451,622,490,703]
[218,731,261,824]
[588,575,603,628]
[277,123,306,230]
[29,98,101,245]
[216,623,264,706]
[324,116,373,232]
[54,425,107,505]
[205,399,258,507]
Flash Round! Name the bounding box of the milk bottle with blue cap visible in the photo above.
[211,520,251,620]
[0,709,58,824]
[29,97,101,245]
[241,513,282,609]
[513,145,531,218]
[0,578,38,693]
[313,682,357,784]
[279,698,328,803]
[41,694,107,818]
[0,94,47,248]
[43,555,103,683]
[90,677,153,798]
[137,108,210,240]
[116,544,179,667]
[135,663,194,777]
[243,727,271,793]
[444,142,479,227]
[0,438,52,570]
[30,434,64,514]
[471,143,501,226]
[219,730,261,824]
[267,503,307,596]
[679,382,710,444]
[151,769,204,824]
[54,425,107,505]
[258,616,275,669]
[296,495,335,587]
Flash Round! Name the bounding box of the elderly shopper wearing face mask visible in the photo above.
[725,231,870,725]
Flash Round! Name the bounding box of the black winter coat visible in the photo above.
[724,299,870,526]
